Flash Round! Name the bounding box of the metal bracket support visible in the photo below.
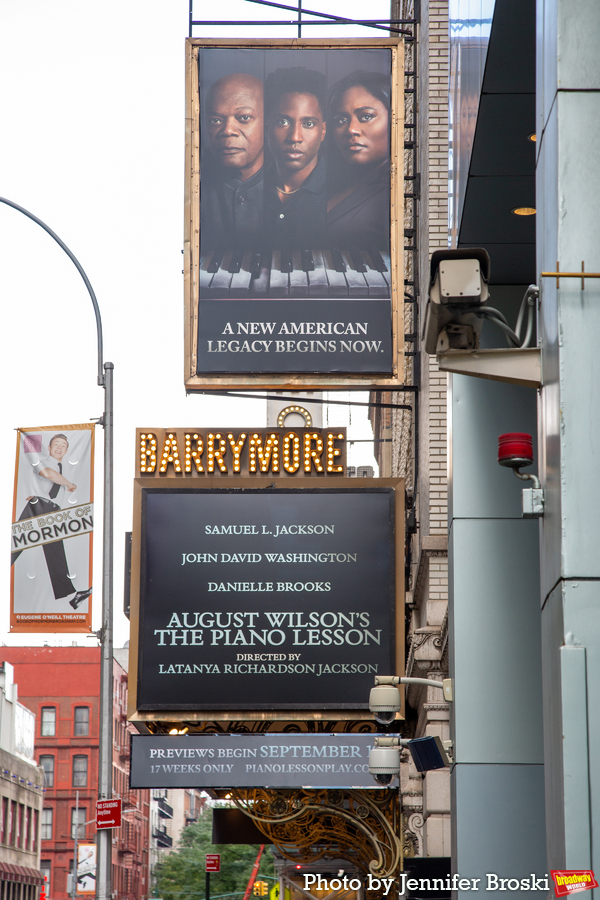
[437,347,541,388]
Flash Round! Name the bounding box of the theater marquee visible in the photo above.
[184,38,405,391]
[128,428,404,725]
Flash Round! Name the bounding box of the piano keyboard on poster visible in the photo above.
[199,248,391,299]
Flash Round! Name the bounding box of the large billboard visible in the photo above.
[184,39,405,390]
[10,424,94,633]
[129,480,403,723]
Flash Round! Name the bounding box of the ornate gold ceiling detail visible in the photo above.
[147,720,380,734]
[230,788,402,879]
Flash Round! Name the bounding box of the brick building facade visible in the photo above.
[2,648,150,900]
[0,662,45,900]
[370,0,451,862]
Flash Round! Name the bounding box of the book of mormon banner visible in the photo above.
[10,424,94,633]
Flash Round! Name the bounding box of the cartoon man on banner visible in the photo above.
[11,433,92,610]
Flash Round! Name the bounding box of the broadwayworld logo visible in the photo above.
[551,871,598,897]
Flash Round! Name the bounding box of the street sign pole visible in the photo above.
[97,362,113,900]
[205,854,220,900]
[72,790,79,900]
[0,197,114,900]
[96,799,122,830]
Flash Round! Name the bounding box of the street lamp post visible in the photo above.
[0,196,114,900]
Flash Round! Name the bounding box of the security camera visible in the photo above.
[369,684,401,725]
[423,248,490,354]
[368,745,400,785]
[373,773,395,787]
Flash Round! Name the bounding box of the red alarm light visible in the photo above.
[498,433,534,468]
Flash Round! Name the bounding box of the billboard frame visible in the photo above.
[183,37,405,391]
[128,476,404,727]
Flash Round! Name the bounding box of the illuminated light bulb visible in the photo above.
[277,405,313,428]
[158,433,183,473]
[249,433,279,473]
[282,431,300,474]
[304,432,324,473]
[184,433,205,473]
[139,433,157,473]
[326,432,344,473]
[228,433,247,473]
[206,433,227,473]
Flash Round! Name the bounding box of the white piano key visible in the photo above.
[199,252,215,293]
[381,251,392,292]
[250,252,271,297]
[341,250,368,297]
[362,250,390,297]
[269,250,289,297]
[322,250,348,296]
[208,250,234,296]
[290,250,309,297]
[309,250,329,296]
[229,250,254,297]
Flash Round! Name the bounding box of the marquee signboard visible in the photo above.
[128,442,403,723]
[129,733,383,789]
[184,38,405,391]
[135,427,347,478]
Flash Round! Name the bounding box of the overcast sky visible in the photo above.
[1,0,390,649]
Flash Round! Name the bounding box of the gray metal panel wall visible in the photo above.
[449,372,546,891]
[451,764,546,892]
[449,517,543,765]
[537,0,600,877]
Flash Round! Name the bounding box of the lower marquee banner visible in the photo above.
[10,424,95,633]
[130,733,382,789]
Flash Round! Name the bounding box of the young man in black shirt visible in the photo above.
[264,67,327,249]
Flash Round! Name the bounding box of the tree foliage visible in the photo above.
[155,807,274,900]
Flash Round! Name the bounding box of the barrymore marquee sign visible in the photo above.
[128,428,404,720]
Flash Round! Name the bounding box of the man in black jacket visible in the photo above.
[201,72,265,249]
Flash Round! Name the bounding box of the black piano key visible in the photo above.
[331,249,346,272]
[228,249,244,273]
[301,249,315,272]
[280,248,293,273]
[368,247,388,272]
[207,250,224,273]
[349,249,367,273]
